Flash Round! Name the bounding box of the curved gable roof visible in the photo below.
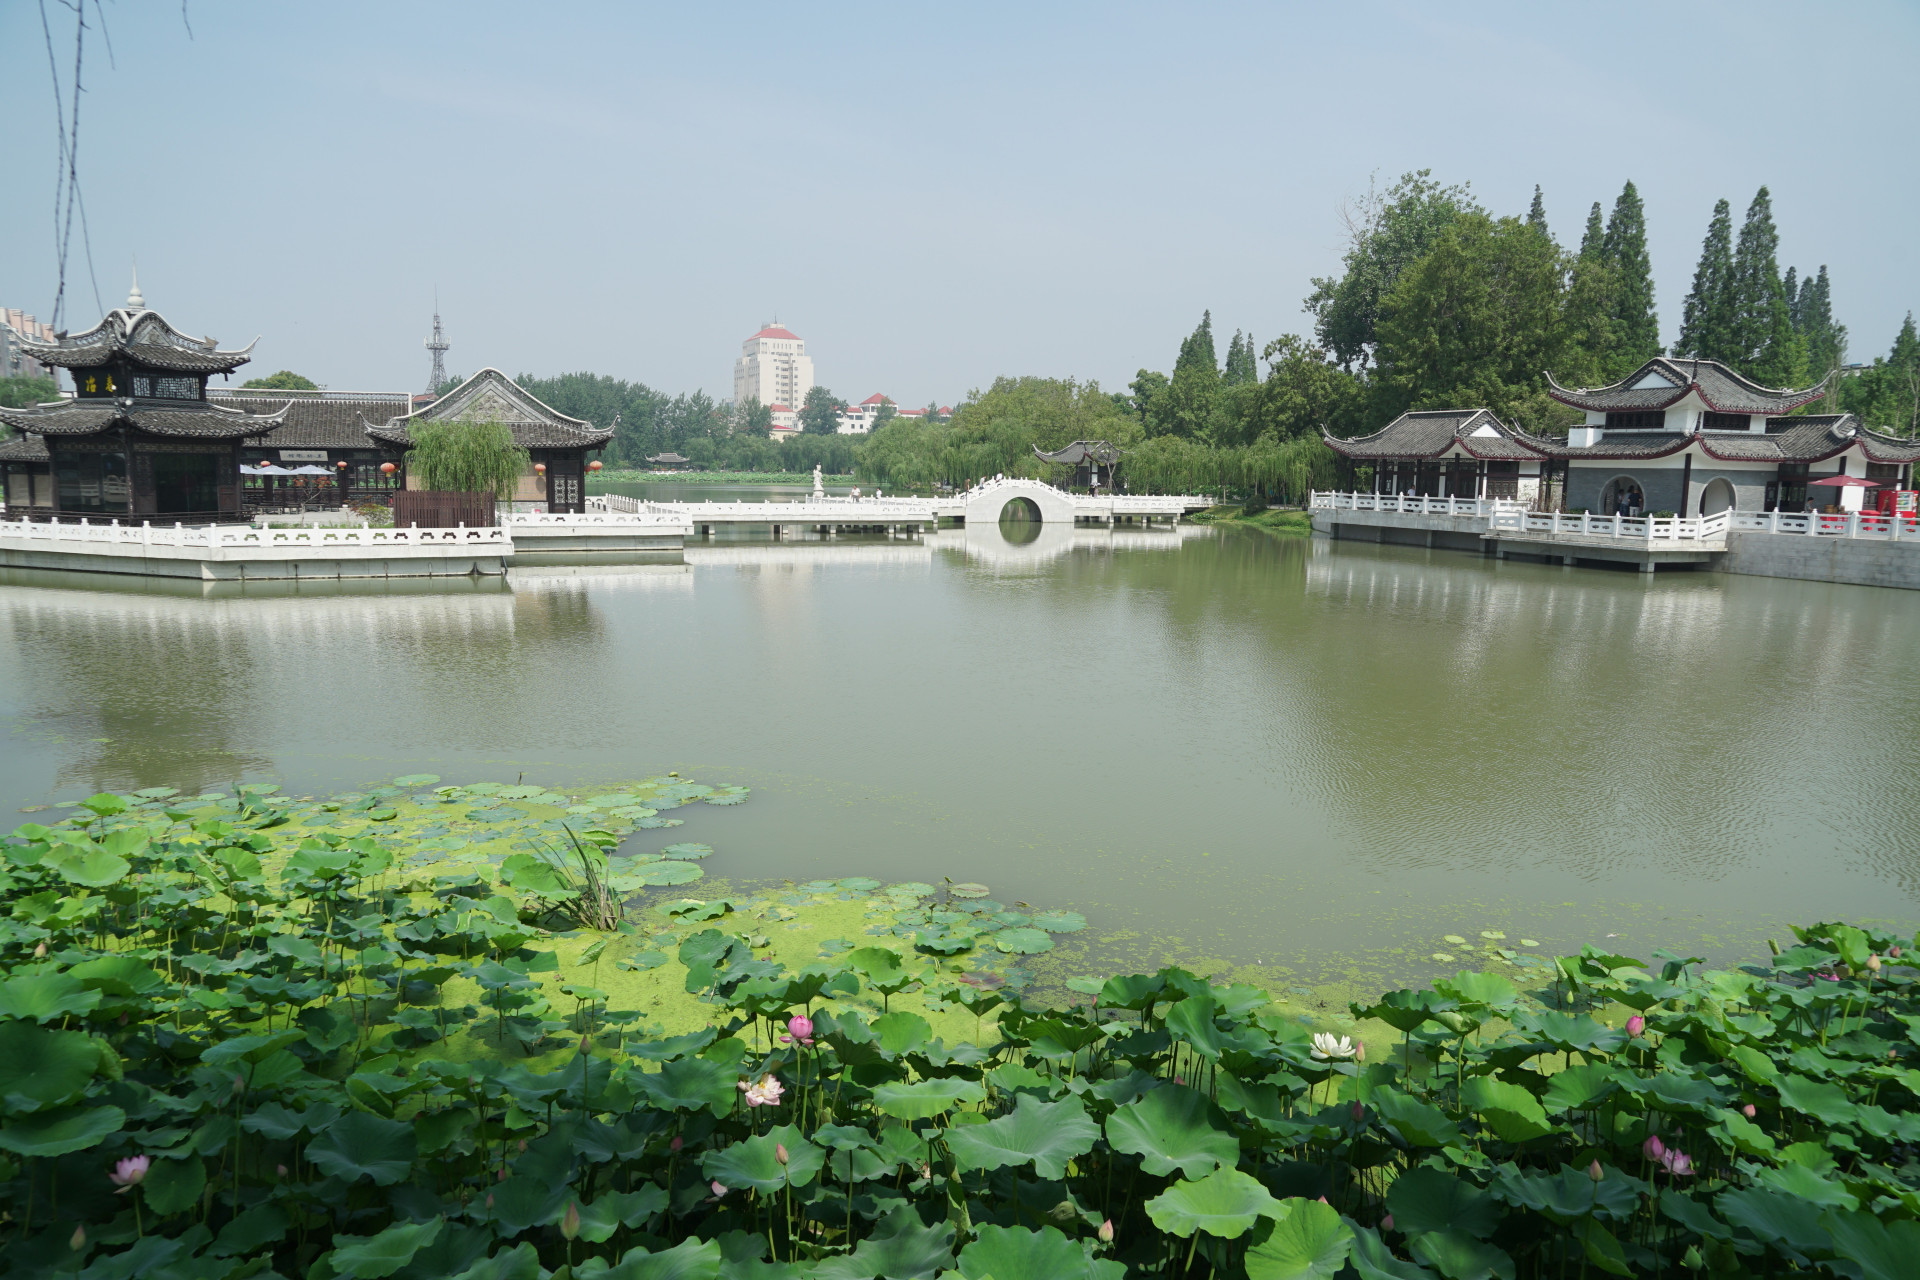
[15,307,257,374]
[1547,357,1830,416]
[366,368,612,449]
[1321,409,1546,460]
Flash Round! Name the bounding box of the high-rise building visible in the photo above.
[1,308,59,383]
[733,322,813,412]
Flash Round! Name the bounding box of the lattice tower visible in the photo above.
[424,304,450,394]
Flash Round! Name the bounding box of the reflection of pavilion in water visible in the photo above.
[931,520,1207,572]
[0,571,613,797]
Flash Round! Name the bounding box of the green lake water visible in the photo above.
[4,487,1919,995]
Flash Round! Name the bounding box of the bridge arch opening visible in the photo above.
[999,496,1043,523]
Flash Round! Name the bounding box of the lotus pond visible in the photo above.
[5,776,1920,1280]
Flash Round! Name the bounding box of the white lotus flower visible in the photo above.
[1310,1032,1356,1061]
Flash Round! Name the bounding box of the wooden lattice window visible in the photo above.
[1605,411,1667,431]
[1701,412,1751,432]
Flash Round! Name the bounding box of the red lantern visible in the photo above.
[588,459,602,472]
[336,460,347,470]
[534,463,547,475]
[380,462,396,476]
[259,461,271,468]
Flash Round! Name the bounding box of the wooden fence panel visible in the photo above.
[391,490,498,528]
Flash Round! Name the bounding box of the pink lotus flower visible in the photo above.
[1743,1104,1757,1118]
[1656,1147,1694,1177]
[1626,1015,1646,1037]
[109,1155,149,1193]
[669,1136,683,1153]
[1890,946,1903,959]
[1642,1134,1665,1161]
[711,1180,729,1198]
[1381,1214,1395,1232]
[781,1014,815,1047]
[738,1073,785,1107]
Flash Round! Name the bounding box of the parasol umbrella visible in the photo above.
[289,465,334,475]
[1807,475,1888,487]
[240,464,299,475]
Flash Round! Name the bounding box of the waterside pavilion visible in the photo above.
[365,369,612,514]
[1320,410,1559,505]
[1033,439,1123,491]
[0,287,288,522]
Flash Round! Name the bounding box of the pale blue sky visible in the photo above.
[3,2,1913,405]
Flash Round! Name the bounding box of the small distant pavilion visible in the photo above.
[364,369,612,513]
[1321,410,1558,505]
[1033,439,1123,491]
[0,281,287,521]
[645,452,691,469]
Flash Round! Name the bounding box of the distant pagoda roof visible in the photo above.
[1033,439,1123,465]
[15,302,257,376]
[1509,412,1920,464]
[1546,357,1830,417]
[366,368,613,450]
[215,390,414,450]
[645,452,690,465]
[1321,409,1543,461]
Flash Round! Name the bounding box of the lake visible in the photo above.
[4,489,1917,996]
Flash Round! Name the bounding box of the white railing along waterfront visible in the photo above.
[1309,491,1920,544]
[1308,491,1525,518]
[1488,508,1732,543]
[0,517,511,551]
[500,511,687,529]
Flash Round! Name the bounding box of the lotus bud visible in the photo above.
[580,1035,592,1054]
[1354,1041,1366,1062]
[775,1143,789,1166]
[1626,1015,1646,1037]
[34,941,46,958]
[670,1135,683,1153]
[1097,1219,1114,1244]
[1381,1214,1395,1232]
[232,1073,246,1095]
[277,1163,289,1178]
[1351,1100,1364,1123]
[1643,1134,1665,1160]
[711,1180,729,1198]
[486,1193,495,1209]
[518,1139,528,1153]
[1588,1160,1604,1183]
[498,1167,508,1182]
[71,1224,86,1252]
[1891,946,1903,958]
[1868,954,1882,973]
[1743,1104,1756,1118]
[561,1202,580,1241]
[1318,1196,1329,1204]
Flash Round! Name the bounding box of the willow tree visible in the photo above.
[408,419,529,496]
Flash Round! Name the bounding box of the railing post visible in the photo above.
[1846,510,1860,539]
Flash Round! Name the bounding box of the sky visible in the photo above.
[3,2,1915,407]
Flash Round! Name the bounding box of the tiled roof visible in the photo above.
[0,433,49,461]
[367,368,613,450]
[754,326,801,341]
[1514,413,1920,464]
[0,398,287,439]
[19,307,256,374]
[216,392,412,450]
[860,393,890,406]
[1033,439,1122,465]
[1321,409,1544,460]
[1547,357,1830,415]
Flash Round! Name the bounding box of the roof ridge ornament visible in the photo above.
[126,265,145,311]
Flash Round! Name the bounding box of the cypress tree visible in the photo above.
[1600,181,1660,366]
[1785,266,1801,331]
[1799,266,1846,378]
[1223,329,1258,386]
[1578,202,1606,262]
[1675,199,1735,363]
[1166,311,1221,438]
[1528,185,1548,233]
[1731,187,1806,386]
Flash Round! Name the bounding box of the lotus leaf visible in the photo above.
[1029,909,1086,933]
[1349,1226,1440,1280]
[1822,1209,1920,1280]
[1106,1085,1239,1178]
[306,1111,417,1185]
[946,882,990,899]
[702,1124,825,1193]
[0,1024,114,1111]
[1245,1198,1355,1278]
[888,882,937,897]
[837,876,881,891]
[1146,1166,1284,1239]
[142,1153,208,1216]
[1372,1090,1459,1148]
[872,1011,933,1055]
[0,971,101,1023]
[994,927,1055,955]
[44,843,131,887]
[1431,953,1455,963]
[213,1202,291,1256]
[1540,1063,1625,1113]
[1165,994,1229,1059]
[947,1093,1099,1179]
[1461,1076,1552,1143]
[445,1243,543,1280]
[872,1077,986,1120]
[1487,1164,1637,1223]
[957,1224,1115,1280]
[661,843,714,860]
[635,861,704,886]
[638,1057,738,1113]
[1386,1167,1503,1239]
[814,1204,955,1280]
[844,946,905,980]
[1408,1230,1516,1280]
[1755,1160,1858,1209]
[330,1217,444,1278]
[0,1102,125,1156]
[1436,971,1517,1011]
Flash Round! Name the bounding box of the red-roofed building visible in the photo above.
[767,402,798,432]
[733,321,813,414]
